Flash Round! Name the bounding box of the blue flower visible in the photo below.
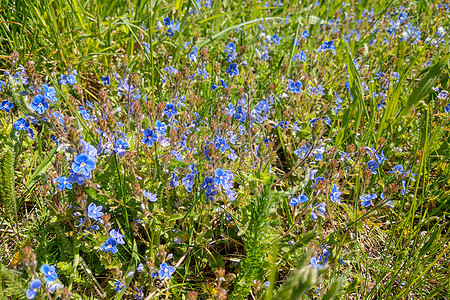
[234,106,246,124]
[30,95,49,114]
[258,46,270,62]
[226,52,236,62]
[158,262,176,279]
[189,45,199,62]
[102,76,110,86]
[67,74,77,85]
[135,287,144,299]
[287,79,302,93]
[401,180,408,196]
[321,245,330,264]
[14,118,30,130]
[375,150,388,165]
[143,42,151,53]
[445,103,450,114]
[26,279,41,299]
[1,100,14,112]
[225,187,237,201]
[142,128,158,147]
[317,40,336,54]
[163,17,180,36]
[225,63,239,77]
[224,42,236,54]
[155,120,167,136]
[56,176,72,191]
[60,75,69,85]
[143,190,158,202]
[68,170,92,185]
[182,173,196,192]
[87,203,103,222]
[189,164,198,174]
[114,280,125,292]
[367,160,379,174]
[219,79,228,88]
[311,203,326,221]
[309,257,323,269]
[169,172,180,188]
[314,146,325,161]
[398,12,408,23]
[299,51,307,62]
[109,228,125,245]
[215,138,230,153]
[79,108,91,120]
[42,85,57,103]
[197,64,209,79]
[271,34,281,45]
[163,103,178,118]
[289,194,308,206]
[46,281,63,293]
[72,153,96,176]
[380,193,394,208]
[136,263,145,272]
[200,176,215,192]
[0,80,5,92]
[387,164,404,175]
[302,30,310,39]
[100,237,118,254]
[330,184,342,203]
[201,176,217,201]
[294,145,311,159]
[114,139,129,157]
[274,120,289,129]
[40,264,58,282]
[360,193,377,207]
[214,168,229,187]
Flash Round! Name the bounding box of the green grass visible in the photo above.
[1,0,449,299]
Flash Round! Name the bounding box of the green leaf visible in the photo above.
[25,145,58,189]
[398,57,448,119]
[175,0,183,13]
[322,275,344,300]
[336,51,369,146]
[380,57,448,138]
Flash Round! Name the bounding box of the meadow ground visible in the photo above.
[0,0,449,299]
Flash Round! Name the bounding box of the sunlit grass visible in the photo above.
[0,0,449,299]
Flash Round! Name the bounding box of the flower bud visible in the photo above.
[187,291,199,300]
[215,268,226,282]
[253,280,262,292]
[73,85,84,100]
[347,144,356,153]
[25,61,35,77]
[10,52,19,66]
[358,146,366,155]
[363,168,373,182]
[215,287,228,300]
[22,246,37,269]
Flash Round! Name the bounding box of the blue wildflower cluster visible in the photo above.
[0,1,448,299]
